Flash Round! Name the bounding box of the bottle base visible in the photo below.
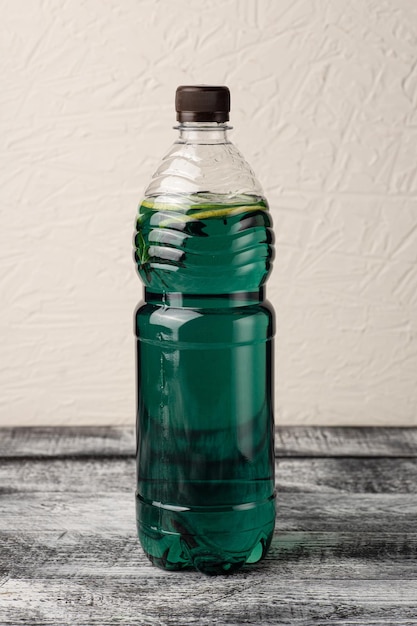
[139,529,273,575]
[137,519,274,575]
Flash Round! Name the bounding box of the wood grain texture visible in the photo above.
[275,427,417,458]
[0,427,136,459]
[1,427,417,625]
[3,456,417,496]
[2,426,417,458]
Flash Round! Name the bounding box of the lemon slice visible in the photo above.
[140,199,267,226]
[192,205,265,220]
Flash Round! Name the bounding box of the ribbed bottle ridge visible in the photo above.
[135,193,274,293]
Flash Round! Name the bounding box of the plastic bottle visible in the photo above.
[134,85,275,574]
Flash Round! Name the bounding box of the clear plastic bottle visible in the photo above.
[134,85,275,574]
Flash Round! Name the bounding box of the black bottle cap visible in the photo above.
[175,85,230,122]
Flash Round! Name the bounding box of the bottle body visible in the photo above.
[134,112,275,573]
[136,289,275,573]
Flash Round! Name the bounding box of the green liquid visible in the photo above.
[135,194,275,574]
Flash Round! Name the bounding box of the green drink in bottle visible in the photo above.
[134,86,275,574]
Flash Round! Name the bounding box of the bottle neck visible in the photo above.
[175,122,231,145]
[144,289,265,309]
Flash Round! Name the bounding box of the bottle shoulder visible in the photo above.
[144,140,264,197]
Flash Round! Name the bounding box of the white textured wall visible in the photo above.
[1,0,417,426]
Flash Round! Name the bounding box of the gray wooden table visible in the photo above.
[1,427,417,625]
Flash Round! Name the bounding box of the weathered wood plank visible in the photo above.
[276,457,417,494]
[275,426,417,458]
[1,576,417,625]
[2,457,417,535]
[0,427,136,459]
[3,457,417,496]
[2,426,417,459]
[1,489,417,534]
[3,531,417,581]
[275,492,417,532]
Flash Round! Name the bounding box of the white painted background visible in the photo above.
[1,0,417,426]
